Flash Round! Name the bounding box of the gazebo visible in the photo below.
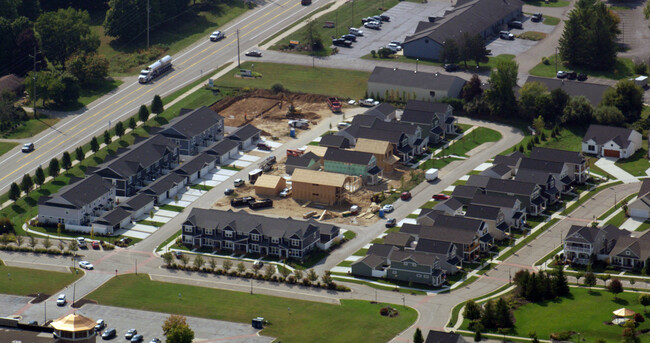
[612,308,636,325]
[50,313,96,343]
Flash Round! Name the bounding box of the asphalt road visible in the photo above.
[0,0,336,197]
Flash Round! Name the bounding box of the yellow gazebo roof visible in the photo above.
[613,308,636,317]
[50,313,96,331]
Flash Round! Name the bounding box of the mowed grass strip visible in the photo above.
[86,274,417,343]
[0,265,81,295]
[214,62,370,99]
[2,117,61,140]
[0,142,18,157]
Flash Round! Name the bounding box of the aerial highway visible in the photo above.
[0,0,332,196]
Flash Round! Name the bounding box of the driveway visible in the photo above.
[594,157,638,183]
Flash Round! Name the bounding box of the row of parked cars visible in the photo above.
[557,70,588,81]
[333,27,365,47]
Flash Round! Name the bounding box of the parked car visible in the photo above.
[149,339,162,343]
[22,142,34,153]
[385,44,398,53]
[209,30,225,41]
[508,20,523,29]
[432,193,450,200]
[359,98,379,107]
[556,70,568,79]
[224,188,234,195]
[577,73,588,81]
[56,294,66,306]
[342,34,357,42]
[385,218,397,228]
[371,16,383,22]
[349,27,364,36]
[380,14,390,22]
[91,240,100,249]
[233,179,245,187]
[499,31,514,40]
[94,319,105,332]
[364,21,381,30]
[245,50,262,57]
[566,71,577,80]
[444,64,459,72]
[101,328,116,340]
[332,38,352,47]
[279,188,292,197]
[173,251,183,258]
[125,329,137,340]
[387,43,401,51]
[301,0,312,4]
[78,261,94,270]
[231,196,255,207]
[256,142,271,151]
[382,204,394,213]
[400,192,412,201]
[76,237,86,247]
[531,13,543,22]
[131,334,144,343]
[361,17,373,23]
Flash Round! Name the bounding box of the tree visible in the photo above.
[519,82,548,120]
[474,329,482,342]
[252,262,262,275]
[294,269,303,280]
[236,262,245,274]
[264,264,276,278]
[20,174,33,195]
[65,52,109,85]
[0,0,20,19]
[414,328,424,343]
[12,27,42,75]
[128,117,136,130]
[601,80,644,122]
[115,121,124,137]
[75,147,84,161]
[464,300,482,321]
[640,294,650,312]
[608,278,623,299]
[485,60,518,116]
[103,130,111,145]
[90,136,99,153]
[48,158,60,178]
[208,258,216,270]
[558,10,587,65]
[222,259,233,272]
[43,236,52,249]
[495,298,513,328]
[104,0,162,41]
[584,271,597,290]
[550,88,570,118]
[17,0,40,20]
[321,270,333,285]
[441,39,459,64]
[193,255,204,269]
[162,252,173,267]
[462,74,483,102]
[562,96,593,125]
[9,182,20,201]
[480,300,497,329]
[34,166,45,188]
[151,95,164,114]
[467,34,489,67]
[36,8,99,66]
[138,105,149,123]
[532,116,545,137]
[61,151,72,170]
[162,315,194,343]
[307,269,318,282]
[179,255,189,267]
[553,265,570,296]
[595,105,625,125]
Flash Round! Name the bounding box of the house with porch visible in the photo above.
[484,178,545,216]
[363,103,397,122]
[609,230,650,269]
[629,178,650,219]
[464,204,509,240]
[470,193,526,229]
[513,169,559,205]
[582,124,642,159]
[530,147,589,184]
[386,251,446,286]
[517,157,572,194]
[563,224,626,265]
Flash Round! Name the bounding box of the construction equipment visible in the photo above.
[280,93,302,117]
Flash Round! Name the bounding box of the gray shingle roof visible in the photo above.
[383,232,414,248]
[465,204,501,221]
[94,207,131,226]
[160,106,222,140]
[353,254,386,269]
[470,193,517,208]
[525,76,611,106]
[530,147,585,165]
[486,178,538,196]
[425,330,464,343]
[205,139,239,156]
[452,185,479,199]
[514,169,554,186]
[228,124,261,142]
[120,193,154,212]
[319,134,350,149]
[141,172,186,196]
[39,174,113,209]
[364,103,396,120]
[519,157,565,174]
[174,152,216,176]
[466,175,491,188]
[368,243,399,258]
[324,148,373,165]
[368,66,466,92]
[95,134,177,179]
[482,164,511,177]
[583,124,637,149]
[391,250,439,266]
[415,238,454,255]
[286,152,319,168]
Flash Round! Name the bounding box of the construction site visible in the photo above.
[210,89,335,140]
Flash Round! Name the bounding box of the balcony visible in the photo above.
[565,245,592,254]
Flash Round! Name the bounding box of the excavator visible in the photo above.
[279,92,302,117]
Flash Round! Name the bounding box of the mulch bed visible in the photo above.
[28,293,50,304]
[71,299,97,309]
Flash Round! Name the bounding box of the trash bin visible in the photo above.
[290,128,296,138]
[378,209,385,218]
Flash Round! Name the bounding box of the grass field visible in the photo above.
[504,288,650,342]
[517,31,547,41]
[616,140,650,176]
[442,127,502,157]
[523,0,570,7]
[0,142,18,157]
[86,274,417,343]
[365,54,515,72]
[48,79,124,111]
[529,55,635,80]
[0,264,81,295]
[28,225,141,245]
[2,117,61,139]
[92,1,249,75]
[214,62,370,99]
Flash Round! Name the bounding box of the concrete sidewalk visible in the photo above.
[594,157,638,183]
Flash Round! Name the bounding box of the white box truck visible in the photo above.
[425,168,439,181]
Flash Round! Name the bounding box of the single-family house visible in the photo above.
[470,193,525,229]
[227,124,262,150]
[285,151,320,174]
[351,254,390,278]
[319,134,351,149]
[291,169,353,205]
[181,208,341,259]
[480,164,512,179]
[93,134,179,197]
[609,230,650,269]
[337,125,414,161]
[352,138,400,172]
[530,147,589,184]
[386,250,446,286]
[159,106,224,156]
[582,124,642,159]
[485,178,545,215]
[492,151,525,175]
[173,152,217,184]
[352,116,429,155]
[363,103,397,122]
[367,66,466,102]
[411,238,461,274]
[563,224,627,265]
[139,172,187,204]
[323,148,382,185]
[383,232,416,249]
[400,100,456,143]
[464,204,509,240]
[465,175,491,189]
[254,175,286,197]
[425,330,467,343]
[524,76,611,107]
[629,178,650,219]
[204,139,240,165]
[411,213,490,260]
[402,0,523,60]
[451,185,480,205]
[38,175,116,227]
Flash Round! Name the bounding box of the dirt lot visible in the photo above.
[211,162,415,226]
[210,89,334,140]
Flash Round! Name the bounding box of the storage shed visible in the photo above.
[254,175,286,197]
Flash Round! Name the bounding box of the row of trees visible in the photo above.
[513,267,570,303]
[104,0,190,41]
[441,33,490,68]
[464,297,513,330]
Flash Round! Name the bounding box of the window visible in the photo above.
[292,239,300,247]
[183,236,192,244]
[429,91,435,97]
[393,271,397,274]
[290,249,301,258]
[312,193,319,196]
[183,225,193,233]
[251,234,260,241]
[423,275,429,278]
[250,244,259,253]
[271,237,279,244]
[225,230,233,238]
[588,145,595,151]
[205,229,213,236]
[223,241,233,249]
[270,247,279,255]
[416,274,422,278]
[58,218,65,224]
[204,238,213,246]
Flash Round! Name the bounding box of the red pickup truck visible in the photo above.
[327,97,342,113]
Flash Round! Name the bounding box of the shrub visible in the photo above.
[542,57,550,65]
[271,83,285,94]
[634,62,648,75]
[634,313,645,323]
[550,331,573,341]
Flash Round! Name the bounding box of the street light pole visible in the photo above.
[237,29,241,68]
[555,47,558,73]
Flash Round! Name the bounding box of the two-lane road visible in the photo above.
[0,0,333,196]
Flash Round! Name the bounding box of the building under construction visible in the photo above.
[290,169,361,205]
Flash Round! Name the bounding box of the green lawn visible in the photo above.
[343,230,356,240]
[28,225,141,246]
[524,13,561,25]
[214,62,370,99]
[0,264,81,295]
[156,229,182,252]
[529,54,635,80]
[517,31,547,41]
[260,3,335,46]
[442,127,502,157]
[159,204,185,212]
[561,181,623,215]
[93,1,249,75]
[616,140,649,176]
[353,248,368,256]
[190,184,214,191]
[636,221,650,232]
[598,193,637,220]
[365,54,515,72]
[505,288,650,342]
[86,274,417,343]
[48,79,124,111]
[497,218,560,261]
[2,116,61,139]
[523,0,570,7]
[164,62,233,105]
[0,142,18,157]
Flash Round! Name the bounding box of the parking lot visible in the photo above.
[486,15,556,56]
[331,1,452,59]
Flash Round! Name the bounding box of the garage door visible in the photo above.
[630,208,649,219]
[604,149,620,158]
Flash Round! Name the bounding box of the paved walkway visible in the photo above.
[595,157,638,183]
[621,216,645,231]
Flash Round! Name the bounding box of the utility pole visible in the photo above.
[29,46,41,113]
[236,29,241,68]
[147,0,150,49]
[351,0,354,28]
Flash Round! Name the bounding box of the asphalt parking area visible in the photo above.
[331,1,452,59]
[486,16,555,56]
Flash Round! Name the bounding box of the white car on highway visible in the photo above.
[78,261,94,270]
